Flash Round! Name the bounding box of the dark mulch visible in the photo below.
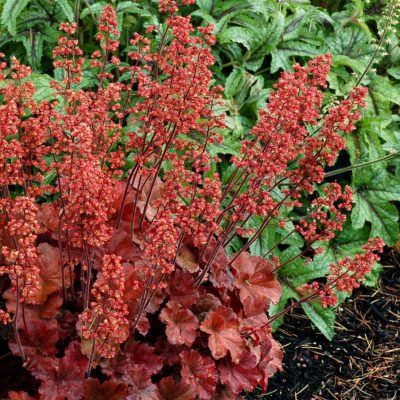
[250,250,400,400]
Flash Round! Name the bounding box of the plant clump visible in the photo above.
[0,1,383,399]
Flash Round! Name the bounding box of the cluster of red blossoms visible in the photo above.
[0,2,383,399]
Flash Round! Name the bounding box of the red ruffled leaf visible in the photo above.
[37,203,59,233]
[159,301,198,346]
[232,252,282,316]
[125,365,159,400]
[123,339,163,375]
[0,214,13,264]
[105,339,162,378]
[83,378,128,400]
[213,387,243,399]
[132,169,164,222]
[240,313,270,362]
[57,309,78,342]
[166,270,199,307]
[7,392,35,400]
[201,238,234,290]
[157,377,195,400]
[8,318,59,362]
[36,341,88,400]
[36,243,64,304]
[195,292,221,314]
[123,265,143,318]
[123,265,162,330]
[154,337,185,366]
[103,229,142,262]
[200,306,245,363]
[176,247,199,273]
[218,351,261,395]
[40,292,63,318]
[4,289,62,326]
[258,338,283,391]
[180,350,217,400]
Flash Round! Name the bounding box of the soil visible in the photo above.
[250,250,400,400]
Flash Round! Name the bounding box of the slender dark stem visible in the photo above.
[325,151,400,178]
[355,0,396,87]
[13,277,26,362]
[86,338,96,377]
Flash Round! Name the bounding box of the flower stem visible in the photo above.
[325,151,400,178]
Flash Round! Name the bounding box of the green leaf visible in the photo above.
[80,2,106,19]
[249,12,284,59]
[388,67,400,80]
[218,26,254,50]
[351,169,400,245]
[21,31,44,70]
[25,73,55,102]
[1,0,30,35]
[43,169,57,185]
[271,222,372,335]
[352,191,399,246]
[326,23,373,60]
[370,75,400,107]
[271,41,320,72]
[363,263,384,288]
[55,0,74,22]
[283,8,306,41]
[268,283,298,331]
[301,301,335,340]
[117,2,150,16]
[332,54,366,75]
[224,67,246,98]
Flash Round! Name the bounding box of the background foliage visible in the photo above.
[1,0,398,339]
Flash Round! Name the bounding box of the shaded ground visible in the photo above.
[253,250,400,400]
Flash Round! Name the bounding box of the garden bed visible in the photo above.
[1,251,398,399]
[257,252,400,400]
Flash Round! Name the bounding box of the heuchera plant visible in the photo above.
[0,1,384,399]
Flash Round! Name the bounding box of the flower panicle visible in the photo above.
[80,254,129,359]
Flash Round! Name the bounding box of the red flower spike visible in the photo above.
[159,301,198,346]
[83,378,128,400]
[180,350,217,400]
[80,254,129,359]
[218,351,261,395]
[232,252,282,316]
[200,306,245,363]
[157,377,195,400]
